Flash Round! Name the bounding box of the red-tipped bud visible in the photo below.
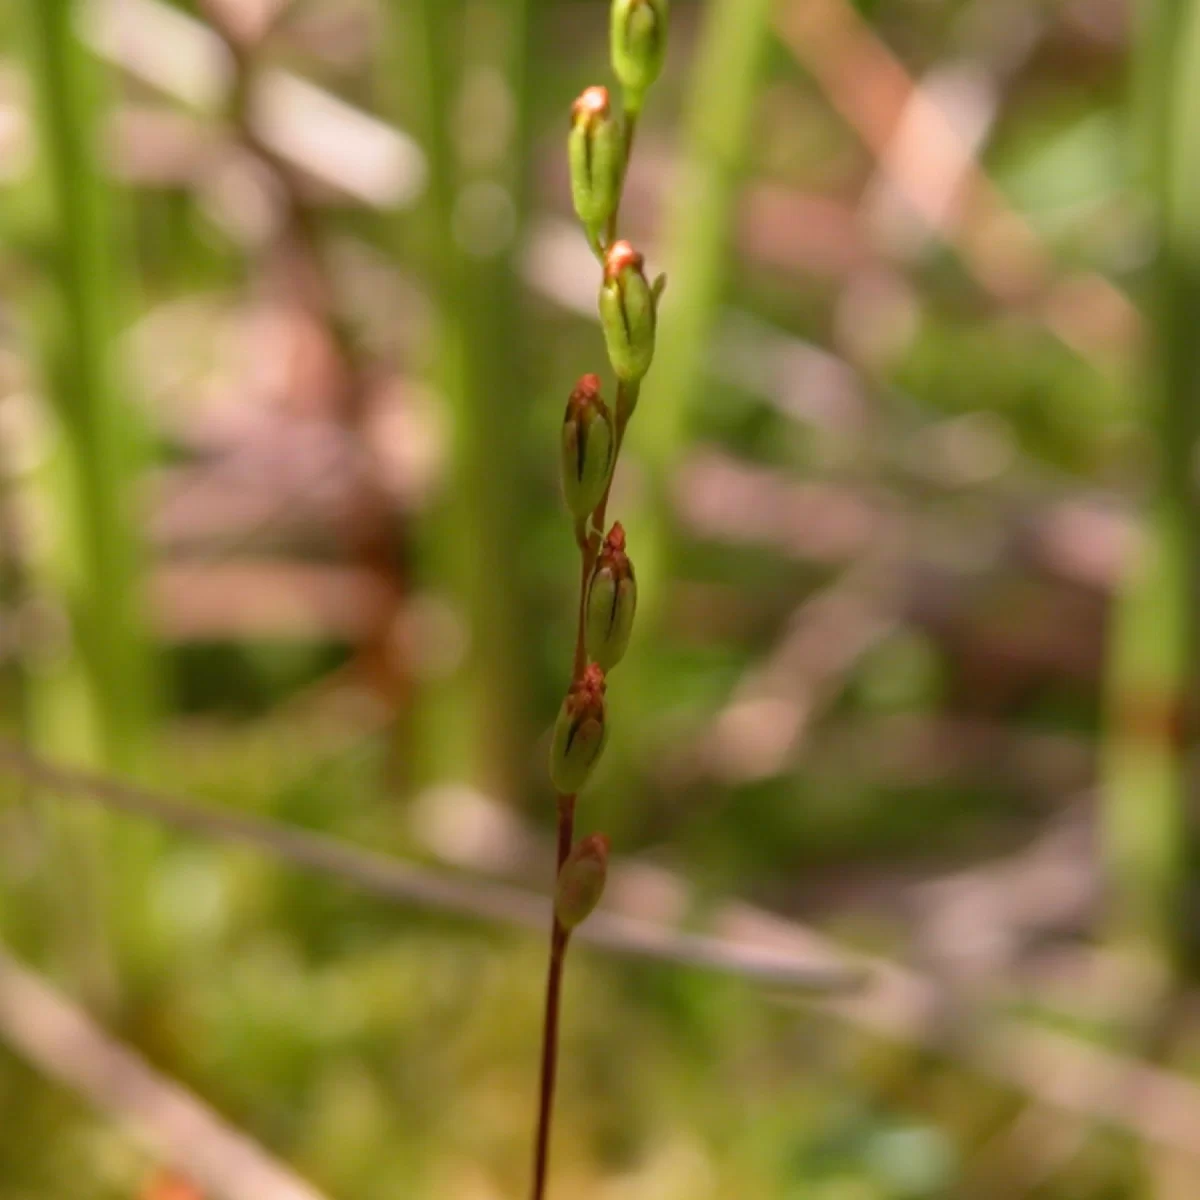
[585,523,637,671]
[561,374,615,520]
[599,240,656,384]
[555,833,611,929]
[569,86,623,239]
[549,663,609,793]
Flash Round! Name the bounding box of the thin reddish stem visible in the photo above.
[606,111,640,247]
[531,920,570,1200]
[589,386,633,549]
[556,794,576,871]
[533,792,575,1200]
[573,551,592,683]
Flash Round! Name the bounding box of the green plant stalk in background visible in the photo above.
[16,0,156,1009]
[611,0,775,837]
[1101,0,1199,972]
[21,0,153,771]
[392,0,535,805]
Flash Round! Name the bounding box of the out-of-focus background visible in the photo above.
[3,0,1200,1196]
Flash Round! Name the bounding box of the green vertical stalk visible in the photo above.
[631,0,775,486]
[607,0,774,835]
[389,0,535,804]
[17,0,154,1009]
[1100,0,1199,971]
[22,0,152,770]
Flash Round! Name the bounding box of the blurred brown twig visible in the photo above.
[0,739,860,991]
[0,943,328,1200]
[773,0,1138,363]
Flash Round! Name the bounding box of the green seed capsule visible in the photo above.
[550,664,609,794]
[599,241,656,383]
[555,833,611,930]
[611,0,668,106]
[586,522,637,671]
[561,374,615,520]
[569,86,623,241]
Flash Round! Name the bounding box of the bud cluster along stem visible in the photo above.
[533,5,669,1198]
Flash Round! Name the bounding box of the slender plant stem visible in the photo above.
[532,540,589,1195]
[531,921,570,1200]
[396,0,535,803]
[572,549,591,681]
[1100,0,1200,974]
[20,0,159,1010]
[21,0,153,769]
[606,111,640,246]
[532,791,576,1197]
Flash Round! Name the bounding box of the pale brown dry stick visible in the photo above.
[700,556,899,785]
[0,943,328,1200]
[773,0,1139,364]
[0,739,861,991]
[7,739,1200,1159]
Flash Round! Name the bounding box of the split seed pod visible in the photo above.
[555,833,611,929]
[586,522,637,670]
[561,374,616,520]
[550,663,609,793]
[599,241,656,384]
[569,86,623,241]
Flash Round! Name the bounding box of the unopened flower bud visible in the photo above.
[611,0,668,106]
[599,241,656,383]
[550,663,609,793]
[555,833,611,929]
[561,374,615,520]
[586,522,637,671]
[569,86,623,240]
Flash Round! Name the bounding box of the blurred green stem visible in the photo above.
[612,0,774,835]
[1100,0,1200,971]
[389,0,535,804]
[19,0,155,1008]
[22,0,153,769]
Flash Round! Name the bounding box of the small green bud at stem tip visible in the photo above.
[555,833,611,929]
[585,522,637,671]
[569,86,624,241]
[599,240,657,383]
[561,374,616,520]
[611,0,668,103]
[550,663,610,793]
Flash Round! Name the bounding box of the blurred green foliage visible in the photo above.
[0,0,1194,1197]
